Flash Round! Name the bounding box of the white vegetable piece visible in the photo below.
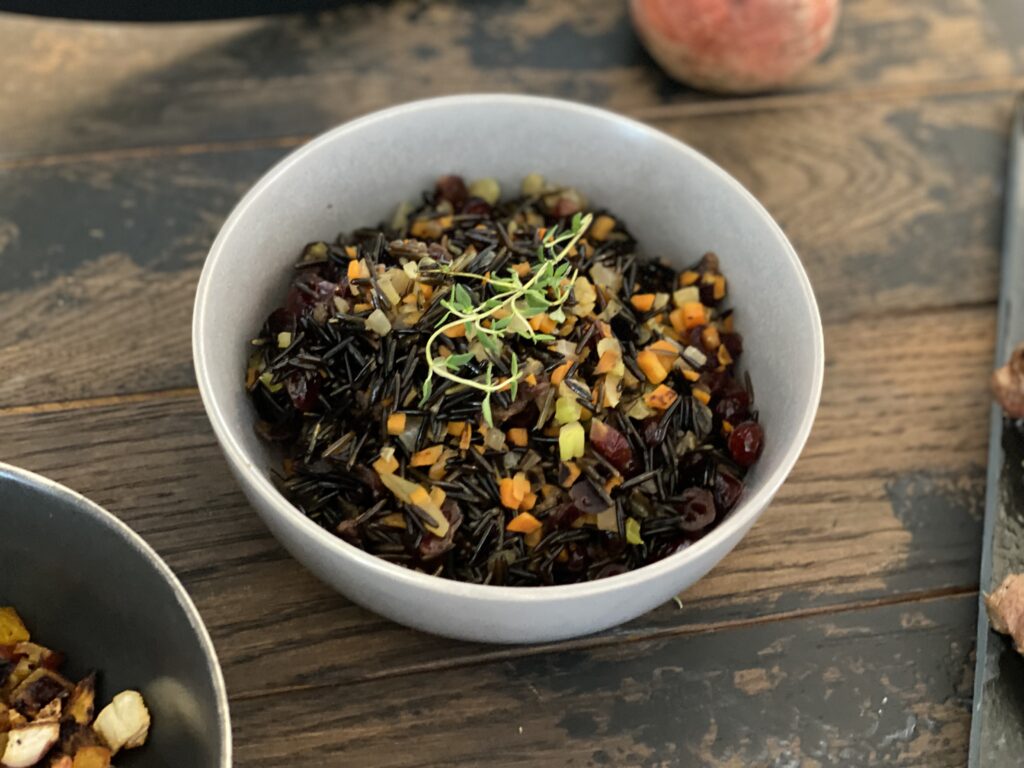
[0,721,60,767]
[93,690,150,755]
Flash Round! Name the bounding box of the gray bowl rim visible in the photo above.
[193,92,825,604]
[0,460,233,767]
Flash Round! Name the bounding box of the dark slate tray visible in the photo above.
[969,97,1024,767]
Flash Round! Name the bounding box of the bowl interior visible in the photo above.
[0,466,229,767]
[196,95,822,587]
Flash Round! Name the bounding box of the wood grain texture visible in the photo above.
[227,594,977,767]
[0,303,991,696]
[0,92,1011,406]
[0,0,1022,158]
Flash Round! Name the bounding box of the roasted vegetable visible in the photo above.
[93,692,149,755]
[0,612,150,766]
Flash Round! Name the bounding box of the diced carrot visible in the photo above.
[511,262,532,278]
[402,293,418,305]
[669,307,687,333]
[713,275,727,301]
[722,420,734,434]
[648,339,679,364]
[508,428,529,447]
[594,349,619,374]
[499,477,523,509]
[387,412,406,435]
[447,421,465,437]
[560,461,582,488]
[443,322,466,338]
[590,214,616,241]
[525,373,538,386]
[512,472,531,500]
[693,388,711,405]
[529,313,557,334]
[437,215,454,230]
[550,361,573,386]
[506,511,543,534]
[701,326,721,351]
[680,270,700,286]
[524,527,544,548]
[381,513,406,528]
[682,369,700,382]
[636,350,669,384]
[630,293,656,312]
[604,476,623,495]
[460,426,473,451]
[681,302,706,329]
[429,486,446,508]
[644,384,678,410]
[409,486,432,508]
[419,283,434,302]
[344,245,357,259]
[410,445,444,467]
[519,491,538,512]
[722,313,734,333]
[347,259,369,281]
[718,345,733,367]
[372,453,398,475]
[537,227,547,239]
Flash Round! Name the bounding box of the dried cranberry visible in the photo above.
[677,453,712,488]
[721,332,744,359]
[286,276,337,318]
[675,487,716,532]
[641,417,660,446]
[714,386,751,424]
[434,175,468,207]
[590,419,638,475]
[266,307,295,336]
[595,563,628,580]
[286,373,321,412]
[713,467,743,513]
[548,502,583,529]
[462,196,492,216]
[728,421,764,467]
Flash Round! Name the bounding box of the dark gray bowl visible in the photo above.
[0,462,231,767]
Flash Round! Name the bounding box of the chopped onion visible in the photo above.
[674,286,700,307]
[589,262,622,295]
[555,395,582,425]
[366,308,392,336]
[595,507,618,532]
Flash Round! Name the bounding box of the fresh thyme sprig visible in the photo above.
[421,212,593,425]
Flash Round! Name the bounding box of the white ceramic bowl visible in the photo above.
[193,94,823,643]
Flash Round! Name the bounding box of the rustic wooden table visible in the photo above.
[2,2,1022,765]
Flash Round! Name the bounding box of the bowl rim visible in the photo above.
[193,93,825,603]
[0,461,232,766]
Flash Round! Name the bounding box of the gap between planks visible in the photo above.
[228,585,980,703]
[3,75,1024,172]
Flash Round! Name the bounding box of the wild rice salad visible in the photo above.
[246,174,763,586]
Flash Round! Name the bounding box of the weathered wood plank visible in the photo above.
[0,93,1010,406]
[0,0,1022,158]
[0,303,990,695]
[228,594,977,767]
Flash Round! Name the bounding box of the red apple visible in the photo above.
[630,0,840,94]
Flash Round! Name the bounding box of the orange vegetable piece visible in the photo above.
[713,275,727,301]
[512,472,531,499]
[718,345,734,367]
[347,259,369,281]
[387,412,406,435]
[459,426,472,451]
[644,384,678,410]
[722,420,734,434]
[693,388,711,405]
[443,322,467,338]
[499,478,522,510]
[680,270,700,286]
[447,421,466,437]
[508,428,529,447]
[372,453,398,475]
[722,313,735,333]
[636,350,669,384]
[519,491,538,511]
[590,214,616,242]
[380,512,406,528]
[344,245,357,258]
[550,361,573,386]
[506,511,543,535]
[529,313,557,334]
[630,293,656,312]
[410,445,444,467]
[648,339,679,363]
[681,302,706,329]
[594,349,619,374]
[429,486,446,508]
[511,262,532,278]
[669,307,687,333]
[682,369,700,382]
[525,373,538,386]
[604,476,623,494]
[419,283,434,302]
[560,461,582,488]
[701,325,721,351]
